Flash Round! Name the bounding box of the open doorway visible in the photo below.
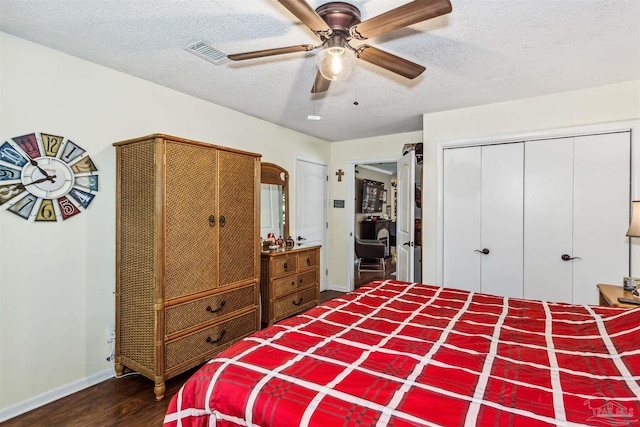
[352,162,398,289]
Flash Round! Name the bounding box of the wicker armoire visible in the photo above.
[113,134,261,400]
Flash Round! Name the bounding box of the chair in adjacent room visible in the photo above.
[355,238,386,272]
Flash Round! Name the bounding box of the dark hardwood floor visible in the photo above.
[0,290,347,427]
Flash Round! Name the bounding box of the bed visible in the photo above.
[163,280,640,426]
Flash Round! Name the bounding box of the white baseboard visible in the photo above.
[0,368,115,423]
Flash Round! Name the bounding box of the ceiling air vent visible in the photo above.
[185,41,228,65]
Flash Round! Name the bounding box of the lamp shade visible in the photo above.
[315,46,356,81]
[626,200,640,237]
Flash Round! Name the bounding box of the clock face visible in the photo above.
[0,132,99,222]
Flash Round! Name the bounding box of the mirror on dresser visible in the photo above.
[260,162,289,242]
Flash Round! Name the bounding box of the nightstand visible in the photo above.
[597,284,639,308]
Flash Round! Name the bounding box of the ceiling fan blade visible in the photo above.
[227,44,316,61]
[356,45,426,79]
[350,0,452,40]
[278,0,333,37]
[311,71,331,93]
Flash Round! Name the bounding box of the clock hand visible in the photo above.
[17,175,56,190]
[30,159,53,178]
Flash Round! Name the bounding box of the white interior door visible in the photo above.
[396,151,415,282]
[524,137,575,302]
[295,159,328,290]
[443,147,481,291]
[481,143,524,298]
[572,132,630,304]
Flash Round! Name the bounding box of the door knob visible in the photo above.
[561,254,582,261]
[474,248,490,255]
[297,236,306,241]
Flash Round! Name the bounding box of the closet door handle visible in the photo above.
[474,248,490,255]
[208,215,215,227]
[219,215,226,227]
[561,254,582,261]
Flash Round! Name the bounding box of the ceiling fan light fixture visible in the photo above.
[316,45,356,81]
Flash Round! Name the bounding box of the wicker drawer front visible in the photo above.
[298,250,318,270]
[165,310,256,370]
[165,285,257,336]
[272,255,298,277]
[272,270,318,298]
[274,287,318,321]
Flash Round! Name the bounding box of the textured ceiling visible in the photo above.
[0,0,639,142]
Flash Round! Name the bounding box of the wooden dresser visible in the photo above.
[260,246,321,325]
[113,134,261,400]
[597,283,640,309]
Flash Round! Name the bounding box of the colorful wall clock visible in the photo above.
[0,132,99,222]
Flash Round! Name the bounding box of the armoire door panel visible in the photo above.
[218,150,258,287]
[572,132,630,305]
[524,137,574,303]
[165,142,218,300]
[443,147,481,292]
[481,143,524,298]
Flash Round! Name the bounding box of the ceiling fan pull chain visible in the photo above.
[353,73,359,106]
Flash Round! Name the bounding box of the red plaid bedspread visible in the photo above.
[163,280,640,426]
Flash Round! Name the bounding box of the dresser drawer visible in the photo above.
[298,250,318,270]
[165,284,256,336]
[272,270,318,298]
[272,255,298,277]
[273,286,318,322]
[165,310,256,370]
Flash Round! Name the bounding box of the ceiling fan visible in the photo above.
[227,0,452,93]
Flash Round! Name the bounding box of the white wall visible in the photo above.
[422,80,640,284]
[328,131,422,291]
[0,32,329,417]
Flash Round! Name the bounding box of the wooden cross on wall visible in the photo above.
[336,169,344,182]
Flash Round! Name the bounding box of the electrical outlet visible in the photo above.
[107,328,116,344]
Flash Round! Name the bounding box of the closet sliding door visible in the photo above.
[524,132,630,305]
[523,138,574,303]
[481,143,524,298]
[572,133,629,304]
[524,132,631,304]
[443,131,630,305]
[443,143,524,297]
[443,146,481,292]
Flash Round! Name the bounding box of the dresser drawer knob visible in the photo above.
[299,278,303,284]
[283,262,289,271]
[306,258,311,266]
[206,330,226,344]
[292,297,304,306]
[206,300,226,313]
